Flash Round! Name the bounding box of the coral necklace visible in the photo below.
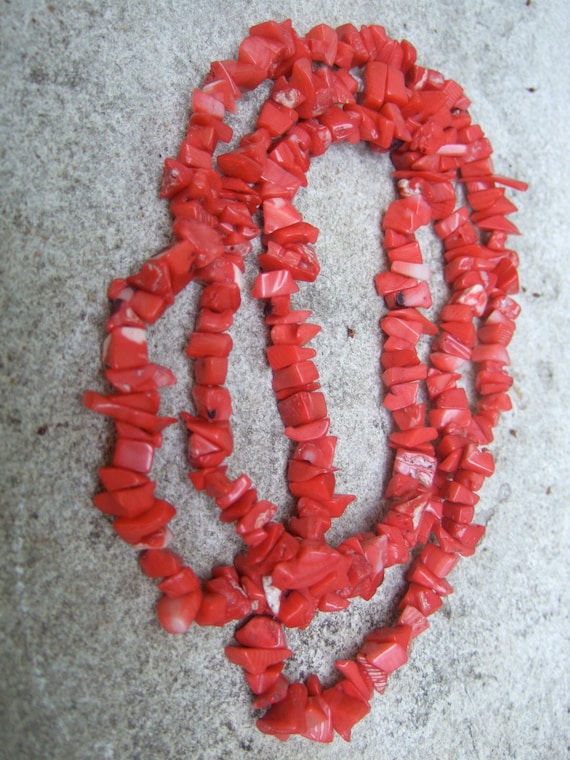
[84,20,526,743]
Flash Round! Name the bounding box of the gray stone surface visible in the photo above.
[1,1,569,758]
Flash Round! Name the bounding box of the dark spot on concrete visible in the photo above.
[37,424,48,435]
[29,66,48,84]
[536,360,554,389]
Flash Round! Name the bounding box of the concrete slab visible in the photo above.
[1,1,569,758]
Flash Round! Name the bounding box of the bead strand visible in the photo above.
[84,19,526,742]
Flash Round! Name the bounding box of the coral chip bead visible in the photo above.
[235,615,288,649]
[113,499,176,545]
[277,391,327,427]
[224,645,293,674]
[382,195,432,234]
[246,664,286,696]
[321,683,371,742]
[102,327,148,369]
[157,590,203,634]
[112,438,155,474]
[157,566,201,597]
[140,548,184,578]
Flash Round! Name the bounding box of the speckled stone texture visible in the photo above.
[1,1,569,758]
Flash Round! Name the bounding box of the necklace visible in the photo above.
[84,20,526,743]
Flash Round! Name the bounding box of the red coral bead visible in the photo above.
[157,590,203,634]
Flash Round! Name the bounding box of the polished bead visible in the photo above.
[201,282,241,312]
[277,588,318,629]
[269,220,319,246]
[398,582,443,616]
[270,322,321,345]
[251,269,300,298]
[471,343,510,365]
[192,385,232,421]
[289,472,335,502]
[391,260,431,280]
[383,381,419,411]
[272,543,341,590]
[186,331,233,358]
[278,391,327,427]
[157,590,202,634]
[111,390,160,413]
[262,198,303,233]
[362,61,387,109]
[460,444,495,475]
[397,605,429,637]
[102,327,148,369]
[133,527,172,551]
[225,645,292,674]
[85,391,177,433]
[217,145,266,183]
[335,660,373,702]
[442,521,486,555]
[406,562,453,596]
[384,281,432,309]
[140,548,183,578]
[443,503,475,524]
[236,500,278,535]
[245,663,284,695]
[193,356,228,385]
[112,438,155,473]
[321,683,370,742]
[105,364,176,393]
[266,344,316,370]
[306,23,339,66]
[302,694,334,743]
[319,107,360,143]
[257,100,298,137]
[429,407,471,430]
[202,78,238,113]
[375,271,419,296]
[394,449,437,487]
[293,436,337,468]
[152,241,196,294]
[252,674,290,710]
[355,656,388,695]
[272,361,319,392]
[195,308,234,333]
[157,566,201,597]
[114,499,176,545]
[256,682,308,739]
[194,591,229,626]
[235,615,287,649]
[98,466,148,492]
[93,481,156,518]
[389,426,437,449]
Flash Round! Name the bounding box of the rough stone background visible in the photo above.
[1,1,569,758]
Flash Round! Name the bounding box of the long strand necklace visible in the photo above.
[84,20,526,742]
